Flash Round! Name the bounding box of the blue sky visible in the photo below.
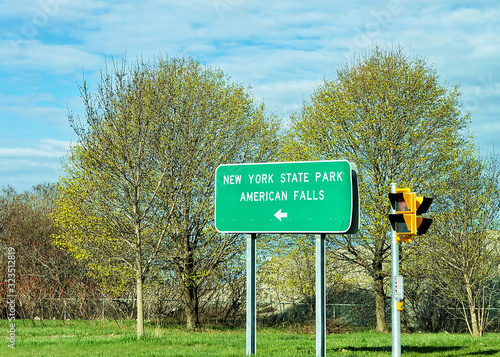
[1,0,499,192]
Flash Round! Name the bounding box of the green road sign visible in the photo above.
[215,160,358,233]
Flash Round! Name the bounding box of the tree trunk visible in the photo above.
[374,274,389,333]
[400,307,411,333]
[469,305,480,337]
[465,277,481,337]
[184,283,199,330]
[181,232,199,330]
[136,254,145,339]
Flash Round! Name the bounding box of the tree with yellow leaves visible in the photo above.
[413,152,500,336]
[282,46,473,333]
[54,55,280,336]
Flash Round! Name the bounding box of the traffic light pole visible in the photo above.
[390,183,401,357]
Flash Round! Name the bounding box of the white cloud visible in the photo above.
[0,93,54,104]
[0,39,102,75]
[0,95,71,132]
[0,139,70,158]
[0,139,70,191]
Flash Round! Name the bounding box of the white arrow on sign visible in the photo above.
[274,209,288,221]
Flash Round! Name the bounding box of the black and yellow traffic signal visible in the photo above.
[388,187,433,243]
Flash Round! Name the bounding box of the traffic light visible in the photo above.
[388,188,416,236]
[388,187,433,243]
[415,196,433,235]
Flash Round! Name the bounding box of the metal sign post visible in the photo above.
[246,233,256,356]
[316,234,326,356]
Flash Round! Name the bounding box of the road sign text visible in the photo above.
[215,161,358,233]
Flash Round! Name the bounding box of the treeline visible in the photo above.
[0,186,498,333]
[1,47,500,337]
[0,184,245,325]
[0,185,102,324]
[0,183,499,334]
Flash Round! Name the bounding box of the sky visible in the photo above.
[1,0,499,192]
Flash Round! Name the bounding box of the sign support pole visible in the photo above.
[390,183,401,357]
[316,233,326,357]
[246,233,257,356]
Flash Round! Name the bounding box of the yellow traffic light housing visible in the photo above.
[388,187,433,242]
[415,197,433,235]
[389,188,417,235]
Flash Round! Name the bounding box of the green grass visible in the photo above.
[1,319,499,356]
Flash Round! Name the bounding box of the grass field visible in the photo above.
[1,319,499,356]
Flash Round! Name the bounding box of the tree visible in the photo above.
[149,57,280,329]
[423,152,500,336]
[282,46,472,332]
[54,55,280,335]
[259,235,317,317]
[0,185,100,324]
[259,234,360,321]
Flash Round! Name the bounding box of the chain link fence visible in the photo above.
[2,296,499,333]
